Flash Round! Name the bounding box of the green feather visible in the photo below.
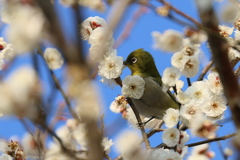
[124,48,179,118]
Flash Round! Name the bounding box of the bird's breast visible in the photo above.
[132,77,178,119]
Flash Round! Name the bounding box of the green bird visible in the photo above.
[123,48,179,119]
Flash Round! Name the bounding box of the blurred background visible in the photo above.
[0,0,237,159]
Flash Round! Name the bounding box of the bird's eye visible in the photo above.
[131,57,137,63]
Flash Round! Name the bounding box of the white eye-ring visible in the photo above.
[131,57,137,63]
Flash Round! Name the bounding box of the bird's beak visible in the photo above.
[123,61,128,66]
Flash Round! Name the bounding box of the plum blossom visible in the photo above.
[162,128,180,147]
[219,25,234,37]
[163,108,179,128]
[152,30,183,52]
[98,50,123,79]
[122,75,145,99]
[44,48,64,70]
[162,66,181,87]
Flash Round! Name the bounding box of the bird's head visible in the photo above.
[124,49,159,77]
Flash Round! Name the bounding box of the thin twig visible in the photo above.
[147,128,165,138]
[187,78,191,86]
[197,60,213,81]
[40,122,80,160]
[114,77,150,149]
[158,0,202,27]
[37,47,80,122]
[217,141,228,160]
[186,133,236,147]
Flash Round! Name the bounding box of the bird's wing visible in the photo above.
[152,77,179,106]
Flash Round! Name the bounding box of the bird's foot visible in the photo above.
[137,116,155,128]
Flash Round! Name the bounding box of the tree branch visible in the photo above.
[37,47,80,122]
[187,133,236,147]
[114,77,150,149]
[158,0,202,27]
[197,60,213,81]
[196,0,240,130]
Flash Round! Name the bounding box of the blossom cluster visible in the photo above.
[0,37,14,70]
[45,119,113,160]
[81,16,124,84]
[0,66,41,120]
[60,0,105,11]
[1,1,46,53]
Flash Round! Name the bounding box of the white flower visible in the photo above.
[0,5,11,23]
[160,149,182,160]
[56,125,76,149]
[180,100,202,126]
[81,16,107,41]
[178,131,189,146]
[221,3,240,23]
[21,133,38,158]
[45,143,77,160]
[234,30,240,40]
[6,5,45,53]
[176,80,184,91]
[181,57,200,77]
[102,137,114,154]
[1,66,40,120]
[60,0,76,6]
[162,66,181,87]
[79,0,105,12]
[124,107,138,127]
[184,28,207,44]
[182,39,201,57]
[116,130,143,160]
[44,48,64,70]
[152,30,183,52]
[89,42,113,63]
[89,27,113,45]
[188,144,214,160]
[88,27,114,63]
[185,81,212,104]
[0,154,12,160]
[205,72,223,95]
[110,101,122,113]
[100,77,117,88]
[190,113,217,139]
[201,95,227,118]
[1,43,14,61]
[122,75,145,99]
[163,108,179,128]
[72,123,88,148]
[171,51,189,70]
[179,146,188,158]
[143,118,163,129]
[219,25,234,37]
[109,95,128,113]
[147,148,182,160]
[162,128,180,147]
[0,37,7,49]
[98,50,123,79]
[224,148,233,156]
[66,119,78,130]
[176,90,191,104]
[228,47,240,61]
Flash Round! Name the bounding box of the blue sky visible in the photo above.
[0,0,237,159]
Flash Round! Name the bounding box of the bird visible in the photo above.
[123,48,179,119]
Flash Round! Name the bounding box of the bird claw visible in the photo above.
[137,122,145,128]
[137,116,155,128]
